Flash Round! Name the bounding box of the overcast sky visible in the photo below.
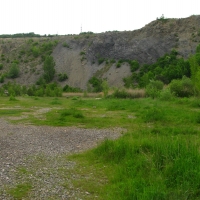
[0,0,199,35]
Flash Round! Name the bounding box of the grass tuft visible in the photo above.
[7,183,32,199]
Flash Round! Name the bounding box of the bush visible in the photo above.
[159,88,174,101]
[169,76,194,97]
[88,77,103,92]
[80,51,85,55]
[0,63,3,70]
[58,73,68,82]
[145,80,164,99]
[116,62,121,68]
[63,84,82,92]
[63,42,70,48]
[98,58,105,65]
[130,60,140,72]
[8,63,20,78]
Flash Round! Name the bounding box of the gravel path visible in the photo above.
[0,119,123,199]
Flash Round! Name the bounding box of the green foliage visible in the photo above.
[112,89,144,99]
[0,74,6,83]
[112,89,131,99]
[139,71,154,87]
[43,56,55,83]
[79,31,94,35]
[132,49,191,87]
[62,42,70,48]
[88,77,103,92]
[91,134,200,199]
[58,73,68,82]
[157,14,169,23]
[80,51,86,56]
[60,108,84,121]
[7,183,32,199]
[102,80,109,97]
[145,80,164,99]
[196,43,200,53]
[159,88,174,101]
[130,60,140,72]
[169,76,194,97]
[63,84,82,92]
[31,46,40,57]
[0,32,41,38]
[0,82,62,97]
[189,47,200,94]
[116,62,121,68]
[98,58,105,65]
[9,95,18,101]
[143,105,165,122]
[8,63,20,78]
[0,63,3,70]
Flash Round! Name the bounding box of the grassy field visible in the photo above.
[1,95,200,199]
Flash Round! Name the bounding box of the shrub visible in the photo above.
[130,60,140,72]
[88,77,103,92]
[63,42,70,48]
[31,46,40,57]
[9,95,18,101]
[169,76,194,97]
[80,51,85,55]
[116,62,121,68]
[159,88,174,101]
[0,63,3,70]
[8,63,20,78]
[98,58,105,65]
[145,80,164,99]
[58,73,68,82]
[0,73,6,83]
[63,84,82,92]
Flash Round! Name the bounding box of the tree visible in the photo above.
[43,56,55,83]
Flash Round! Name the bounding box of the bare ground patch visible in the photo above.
[0,119,124,199]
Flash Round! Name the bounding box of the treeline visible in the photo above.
[0,82,82,97]
[0,32,56,38]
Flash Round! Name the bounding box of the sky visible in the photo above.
[0,0,199,35]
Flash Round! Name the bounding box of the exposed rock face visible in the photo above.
[0,15,200,89]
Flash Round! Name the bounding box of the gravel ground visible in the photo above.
[0,119,123,199]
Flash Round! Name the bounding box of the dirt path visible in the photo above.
[0,119,123,199]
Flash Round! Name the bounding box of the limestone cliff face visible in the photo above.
[66,15,200,64]
[0,15,200,89]
[52,15,200,89]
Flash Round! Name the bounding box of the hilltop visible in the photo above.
[0,15,200,90]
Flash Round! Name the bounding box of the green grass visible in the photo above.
[1,96,200,199]
[7,183,32,199]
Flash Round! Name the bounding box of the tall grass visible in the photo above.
[91,133,200,199]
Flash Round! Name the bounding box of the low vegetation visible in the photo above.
[1,94,200,199]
